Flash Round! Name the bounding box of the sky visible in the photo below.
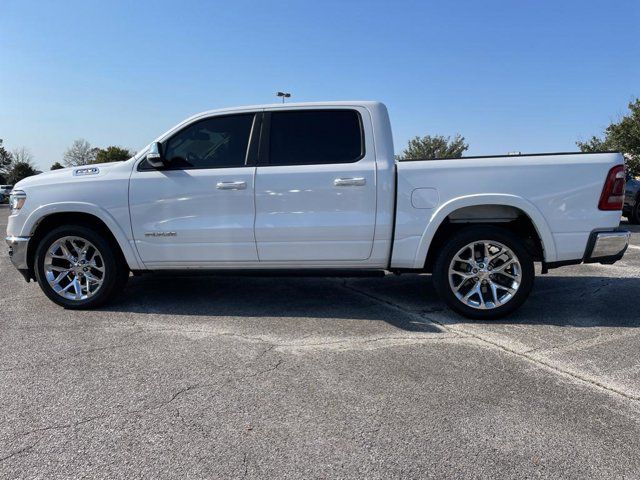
[1,0,639,171]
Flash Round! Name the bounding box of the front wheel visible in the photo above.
[432,226,535,320]
[34,225,128,309]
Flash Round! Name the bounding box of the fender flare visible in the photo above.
[412,194,557,268]
[21,202,143,270]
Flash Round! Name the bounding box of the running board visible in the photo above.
[132,269,389,278]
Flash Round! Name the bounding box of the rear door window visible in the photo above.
[268,110,363,166]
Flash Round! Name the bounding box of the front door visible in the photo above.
[129,112,259,266]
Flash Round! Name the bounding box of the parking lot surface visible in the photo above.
[2,204,640,479]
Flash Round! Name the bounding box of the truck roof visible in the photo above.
[190,101,384,118]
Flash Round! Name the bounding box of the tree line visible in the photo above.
[2,98,638,186]
[576,99,640,177]
[0,139,134,185]
[55,139,134,169]
[0,142,39,185]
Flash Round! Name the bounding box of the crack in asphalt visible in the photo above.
[242,451,249,479]
[0,438,40,464]
[0,344,139,373]
[255,343,276,360]
[0,331,149,373]
[243,358,284,379]
[1,354,285,463]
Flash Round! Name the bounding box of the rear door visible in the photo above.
[254,107,377,262]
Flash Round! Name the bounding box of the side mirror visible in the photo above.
[146,142,166,168]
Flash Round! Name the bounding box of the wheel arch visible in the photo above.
[414,194,557,270]
[24,204,141,275]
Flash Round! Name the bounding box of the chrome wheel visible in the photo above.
[44,236,106,301]
[448,240,521,310]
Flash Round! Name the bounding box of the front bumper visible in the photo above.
[584,230,630,264]
[6,236,31,279]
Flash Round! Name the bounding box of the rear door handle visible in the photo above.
[216,181,247,190]
[334,177,366,187]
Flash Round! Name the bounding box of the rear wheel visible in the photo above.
[433,226,534,319]
[629,198,640,224]
[34,225,128,309]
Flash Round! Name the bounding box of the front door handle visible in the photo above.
[334,177,366,187]
[216,181,247,190]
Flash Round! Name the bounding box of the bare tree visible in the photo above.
[63,139,97,166]
[11,147,34,165]
[6,147,37,184]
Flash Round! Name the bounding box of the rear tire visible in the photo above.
[34,225,128,309]
[629,198,640,224]
[432,226,535,320]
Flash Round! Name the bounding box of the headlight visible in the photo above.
[9,191,26,213]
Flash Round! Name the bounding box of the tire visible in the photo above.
[629,197,640,224]
[34,225,129,309]
[432,226,535,320]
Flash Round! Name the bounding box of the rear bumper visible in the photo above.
[543,229,629,272]
[584,230,630,264]
[6,236,31,281]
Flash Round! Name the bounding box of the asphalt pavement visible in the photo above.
[1,204,640,479]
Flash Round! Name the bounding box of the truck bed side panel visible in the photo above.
[392,153,623,268]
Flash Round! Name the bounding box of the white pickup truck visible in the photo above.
[6,102,630,319]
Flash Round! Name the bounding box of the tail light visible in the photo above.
[598,165,626,211]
